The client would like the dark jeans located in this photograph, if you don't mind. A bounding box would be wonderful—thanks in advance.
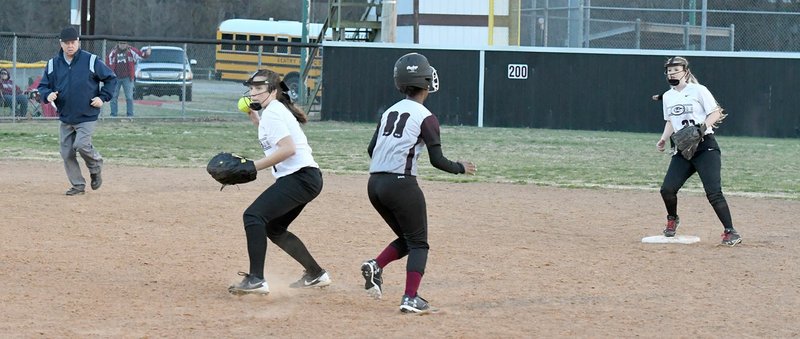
[2,94,28,116]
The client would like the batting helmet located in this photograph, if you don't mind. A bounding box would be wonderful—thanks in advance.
[393,52,439,93]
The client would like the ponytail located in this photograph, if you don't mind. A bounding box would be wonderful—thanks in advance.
[276,80,307,124]
[277,91,308,124]
[686,72,699,84]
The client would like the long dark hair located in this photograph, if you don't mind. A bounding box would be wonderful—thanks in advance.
[252,69,307,124]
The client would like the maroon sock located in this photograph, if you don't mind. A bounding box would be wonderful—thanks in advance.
[404,271,423,298]
[374,245,400,268]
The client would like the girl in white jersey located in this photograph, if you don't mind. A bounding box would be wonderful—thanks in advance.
[228,69,331,295]
[360,53,477,313]
[656,56,741,246]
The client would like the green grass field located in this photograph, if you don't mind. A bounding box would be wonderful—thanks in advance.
[1,120,798,199]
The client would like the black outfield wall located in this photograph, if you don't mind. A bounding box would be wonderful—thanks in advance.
[320,45,479,126]
[321,43,800,138]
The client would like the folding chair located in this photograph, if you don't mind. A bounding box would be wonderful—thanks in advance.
[1,93,26,117]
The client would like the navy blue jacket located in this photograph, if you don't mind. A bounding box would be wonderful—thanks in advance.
[38,48,117,124]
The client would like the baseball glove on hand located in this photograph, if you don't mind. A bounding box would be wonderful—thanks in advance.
[206,152,257,189]
[671,124,706,160]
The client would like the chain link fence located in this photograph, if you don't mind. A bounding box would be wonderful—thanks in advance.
[1,33,322,122]
[520,0,800,51]
[3,1,799,121]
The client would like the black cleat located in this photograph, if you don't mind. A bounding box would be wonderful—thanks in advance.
[361,259,383,299]
[720,229,742,247]
[400,294,432,313]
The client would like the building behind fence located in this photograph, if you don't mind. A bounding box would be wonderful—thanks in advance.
[519,0,800,52]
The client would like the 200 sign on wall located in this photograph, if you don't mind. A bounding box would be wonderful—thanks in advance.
[507,64,528,79]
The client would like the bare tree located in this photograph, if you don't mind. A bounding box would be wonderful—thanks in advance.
[3,0,350,38]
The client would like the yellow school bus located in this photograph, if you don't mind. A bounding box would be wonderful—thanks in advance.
[215,19,330,102]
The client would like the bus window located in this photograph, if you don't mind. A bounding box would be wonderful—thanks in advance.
[263,36,275,53]
[290,38,301,55]
[248,35,262,53]
[221,33,233,51]
[235,34,248,52]
[277,37,289,54]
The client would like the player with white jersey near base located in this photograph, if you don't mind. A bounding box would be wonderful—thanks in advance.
[656,56,742,247]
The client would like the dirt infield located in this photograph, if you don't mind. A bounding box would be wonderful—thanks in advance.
[1,159,798,338]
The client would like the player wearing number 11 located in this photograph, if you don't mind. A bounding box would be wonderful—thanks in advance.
[360,52,476,314]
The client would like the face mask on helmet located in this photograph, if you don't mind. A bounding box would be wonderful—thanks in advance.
[249,102,263,111]
[664,57,689,87]
[664,68,686,86]
[242,71,272,110]
[428,67,439,93]
[243,71,269,87]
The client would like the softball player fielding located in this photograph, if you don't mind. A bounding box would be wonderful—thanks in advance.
[228,69,331,295]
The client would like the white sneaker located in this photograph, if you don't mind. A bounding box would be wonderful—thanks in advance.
[289,269,331,288]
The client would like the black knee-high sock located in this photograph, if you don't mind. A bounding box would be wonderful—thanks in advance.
[661,191,678,217]
[245,225,267,279]
[270,231,322,275]
[711,198,733,229]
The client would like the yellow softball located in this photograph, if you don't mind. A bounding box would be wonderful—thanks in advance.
[237,97,252,114]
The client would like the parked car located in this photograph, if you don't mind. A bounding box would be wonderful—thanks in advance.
[134,46,196,101]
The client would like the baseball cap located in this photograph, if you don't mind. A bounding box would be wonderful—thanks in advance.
[59,26,80,41]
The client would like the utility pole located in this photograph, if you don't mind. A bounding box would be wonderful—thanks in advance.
[74,0,95,35]
[70,0,80,30]
[488,0,495,45]
[300,0,310,105]
[700,0,708,50]
[381,0,397,42]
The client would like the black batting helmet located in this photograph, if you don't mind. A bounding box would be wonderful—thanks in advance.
[393,52,439,93]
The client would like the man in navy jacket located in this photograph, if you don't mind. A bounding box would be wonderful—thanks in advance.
[38,26,117,196]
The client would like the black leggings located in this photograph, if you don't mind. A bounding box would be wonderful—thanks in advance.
[660,135,734,229]
[367,173,429,274]
[242,167,324,279]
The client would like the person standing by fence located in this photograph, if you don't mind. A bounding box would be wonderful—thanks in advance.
[106,41,149,117]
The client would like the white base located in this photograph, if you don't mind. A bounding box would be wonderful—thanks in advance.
[641,235,700,244]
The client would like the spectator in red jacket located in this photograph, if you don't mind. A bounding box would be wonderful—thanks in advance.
[106,41,149,117]
[0,68,28,117]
